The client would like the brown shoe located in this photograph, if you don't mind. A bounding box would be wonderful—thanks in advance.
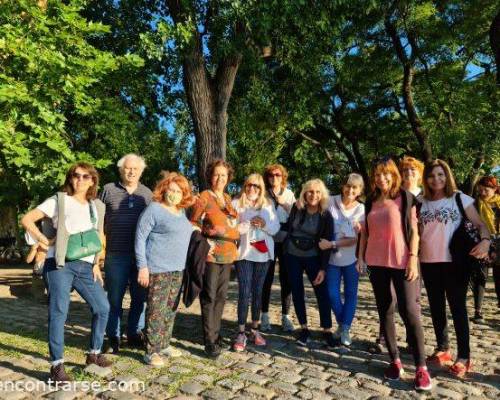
[85,353,113,368]
[50,363,72,383]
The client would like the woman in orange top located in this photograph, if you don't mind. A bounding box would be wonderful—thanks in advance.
[190,159,240,358]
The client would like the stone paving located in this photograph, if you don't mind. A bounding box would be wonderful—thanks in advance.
[0,264,499,399]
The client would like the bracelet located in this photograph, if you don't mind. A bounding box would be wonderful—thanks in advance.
[331,241,337,248]
[480,237,491,242]
[409,253,418,257]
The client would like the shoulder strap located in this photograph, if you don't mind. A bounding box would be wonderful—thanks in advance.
[364,198,372,237]
[89,201,97,227]
[455,192,467,219]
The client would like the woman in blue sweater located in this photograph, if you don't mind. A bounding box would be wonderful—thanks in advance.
[135,172,194,367]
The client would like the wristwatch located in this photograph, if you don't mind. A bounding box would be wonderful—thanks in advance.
[331,241,337,249]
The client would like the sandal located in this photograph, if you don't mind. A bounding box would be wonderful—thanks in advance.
[449,359,472,378]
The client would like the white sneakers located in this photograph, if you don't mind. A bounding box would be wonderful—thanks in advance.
[260,313,271,331]
[144,353,164,367]
[281,314,295,332]
[260,313,295,332]
[145,346,182,367]
[340,327,352,346]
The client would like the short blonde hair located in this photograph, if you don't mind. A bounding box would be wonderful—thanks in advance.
[296,179,329,212]
[344,173,365,192]
[238,173,268,209]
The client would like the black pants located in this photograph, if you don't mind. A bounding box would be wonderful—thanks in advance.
[199,262,232,345]
[261,243,292,315]
[495,263,500,306]
[470,264,489,313]
[421,262,470,359]
[368,266,426,366]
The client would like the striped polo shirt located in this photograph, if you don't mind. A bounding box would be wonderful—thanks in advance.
[100,182,153,254]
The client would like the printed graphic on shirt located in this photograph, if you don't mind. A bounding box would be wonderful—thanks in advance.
[419,206,460,225]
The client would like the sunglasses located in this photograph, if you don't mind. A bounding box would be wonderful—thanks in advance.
[246,183,261,190]
[371,155,393,166]
[72,172,92,181]
[269,173,282,178]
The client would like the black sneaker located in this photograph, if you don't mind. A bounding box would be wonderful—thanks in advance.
[127,332,146,349]
[296,329,310,347]
[204,343,221,359]
[323,331,339,348]
[104,336,120,354]
[216,335,226,349]
[471,312,484,323]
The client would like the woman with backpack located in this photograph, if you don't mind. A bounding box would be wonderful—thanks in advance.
[357,157,432,391]
[21,162,111,383]
[419,159,490,377]
[284,179,335,347]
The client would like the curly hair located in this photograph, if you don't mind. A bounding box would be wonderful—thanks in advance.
[152,172,194,209]
[206,159,234,188]
[263,164,289,190]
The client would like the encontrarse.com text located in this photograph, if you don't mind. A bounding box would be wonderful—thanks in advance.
[0,379,145,393]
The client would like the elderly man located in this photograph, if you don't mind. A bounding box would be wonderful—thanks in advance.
[101,154,152,353]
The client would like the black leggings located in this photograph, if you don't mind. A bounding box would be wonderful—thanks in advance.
[368,266,426,366]
[421,262,470,359]
[261,243,292,315]
[470,264,489,313]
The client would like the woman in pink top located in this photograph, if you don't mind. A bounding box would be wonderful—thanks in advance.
[357,158,432,392]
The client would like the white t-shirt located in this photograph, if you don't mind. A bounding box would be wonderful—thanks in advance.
[419,192,474,263]
[266,188,296,243]
[327,195,365,267]
[37,194,99,263]
[232,200,280,263]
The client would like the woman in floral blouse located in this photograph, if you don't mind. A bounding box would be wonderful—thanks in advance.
[190,159,240,358]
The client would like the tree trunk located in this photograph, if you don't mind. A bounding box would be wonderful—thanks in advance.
[462,153,485,195]
[385,20,433,162]
[166,1,242,189]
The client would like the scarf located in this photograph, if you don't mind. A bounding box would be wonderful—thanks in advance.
[478,194,500,234]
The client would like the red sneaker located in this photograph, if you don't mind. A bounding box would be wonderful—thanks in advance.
[384,359,405,380]
[426,350,452,366]
[449,359,472,378]
[414,367,432,391]
[249,330,267,346]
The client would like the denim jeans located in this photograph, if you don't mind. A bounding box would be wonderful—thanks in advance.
[104,253,146,338]
[43,258,109,363]
[285,254,332,328]
[326,262,359,329]
[235,260,269,325]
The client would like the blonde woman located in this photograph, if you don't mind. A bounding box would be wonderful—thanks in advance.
[284,179,335,347]
[231,174,280,351]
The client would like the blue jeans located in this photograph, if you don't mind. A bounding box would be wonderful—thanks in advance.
[104,253,146,338]
[285,254,332,328]
[235,260,269,325]
[43,259,109,363]
[326,262,359,329]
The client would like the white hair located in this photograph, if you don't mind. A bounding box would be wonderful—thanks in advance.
[117,153,146,171]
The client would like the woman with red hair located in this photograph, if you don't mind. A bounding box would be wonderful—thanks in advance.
[135,172,194,367]
[357,157,431,391]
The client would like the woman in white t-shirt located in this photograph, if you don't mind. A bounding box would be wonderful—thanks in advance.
[319,173,365,347]
[21,163,110,383]
[419,159,490,378]
[232,174,280,352]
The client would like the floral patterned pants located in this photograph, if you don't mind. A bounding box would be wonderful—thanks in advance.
[145,271,183,355]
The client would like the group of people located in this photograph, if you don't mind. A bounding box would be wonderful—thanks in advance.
[20,153,499,392]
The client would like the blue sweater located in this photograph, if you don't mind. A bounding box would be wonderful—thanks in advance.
[135,202,193,273]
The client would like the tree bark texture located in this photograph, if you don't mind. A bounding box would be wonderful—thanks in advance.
[166,0,242,189]
[385,19,433,163]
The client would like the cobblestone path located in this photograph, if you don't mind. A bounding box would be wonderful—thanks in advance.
[0,265,498,399]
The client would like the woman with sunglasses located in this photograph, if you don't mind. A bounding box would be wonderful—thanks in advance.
[190,159,240,358]
[261,164,296,332]
[231,174,280,351]
[21,163,111,383]
[357,158,432,391]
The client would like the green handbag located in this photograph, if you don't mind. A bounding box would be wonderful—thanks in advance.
[66,202,102,261]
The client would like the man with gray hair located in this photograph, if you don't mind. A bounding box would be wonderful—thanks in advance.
[100,153,152,353]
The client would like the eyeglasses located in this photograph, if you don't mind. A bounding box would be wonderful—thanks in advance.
[246,183,261,190]
[269,173,282,178]
[72,172,92,181]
